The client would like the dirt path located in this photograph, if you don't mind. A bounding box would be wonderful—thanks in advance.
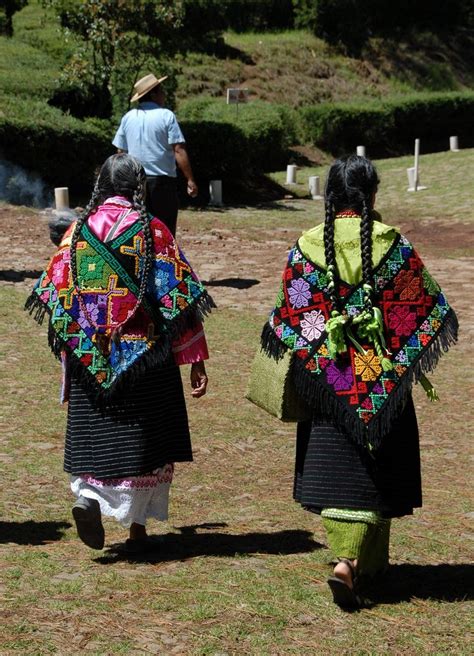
[1,203,472,343]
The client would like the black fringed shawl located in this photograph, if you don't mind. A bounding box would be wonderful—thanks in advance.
[262,234,458,449]
[25,217,214,400]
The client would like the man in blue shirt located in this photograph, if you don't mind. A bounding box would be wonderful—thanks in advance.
[112,73,198,235]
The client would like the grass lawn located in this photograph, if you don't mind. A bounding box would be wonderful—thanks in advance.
[271,148,474,226]
[1,147,473,654]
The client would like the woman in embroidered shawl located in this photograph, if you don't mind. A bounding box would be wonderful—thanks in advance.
[260,155,458,608]
[26,153,213,554]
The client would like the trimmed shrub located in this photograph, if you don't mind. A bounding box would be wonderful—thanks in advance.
[299,92,474,156]
[0,95,255,196]
[179,99,297,171]
[0,0,27,37]
[0,95,113,193]
[179,120,250,180]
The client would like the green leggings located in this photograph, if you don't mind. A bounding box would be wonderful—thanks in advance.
[323,516,391,578]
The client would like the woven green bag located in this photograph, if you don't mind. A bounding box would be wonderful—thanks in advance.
[245,348,311,422]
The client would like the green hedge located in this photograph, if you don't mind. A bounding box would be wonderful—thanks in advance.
[0,96,113,193]
[299,92,474,156]
[0,96,263,196]
[179,99,297,172]
[3,92,473,200]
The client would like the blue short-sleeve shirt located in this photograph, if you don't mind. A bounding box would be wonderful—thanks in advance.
[112,101,185,177]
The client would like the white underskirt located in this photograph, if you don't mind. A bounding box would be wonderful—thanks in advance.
[70,464,174,528]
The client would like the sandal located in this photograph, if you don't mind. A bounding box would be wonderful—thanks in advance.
[327,558,361,609]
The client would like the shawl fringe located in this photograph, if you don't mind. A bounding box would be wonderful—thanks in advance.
[25,290,215,406]
[260,309,458,450]
[25,292,48,325]
[260,321,288,360]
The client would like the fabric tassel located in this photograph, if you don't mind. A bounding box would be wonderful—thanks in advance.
[419,373,439,402]
[325,311,349,358]
[261,322,289,360]
[24,292,48,325]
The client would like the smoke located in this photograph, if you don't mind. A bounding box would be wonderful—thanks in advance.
[0,159,53,208]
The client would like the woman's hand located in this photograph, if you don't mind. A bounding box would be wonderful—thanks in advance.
[190,361,208,398]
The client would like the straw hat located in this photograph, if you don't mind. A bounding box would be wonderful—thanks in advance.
[130,73,168,103]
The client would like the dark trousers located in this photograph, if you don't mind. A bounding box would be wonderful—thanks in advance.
[145,175,179,236]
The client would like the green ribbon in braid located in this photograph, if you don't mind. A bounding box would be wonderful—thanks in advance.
[325,280,394,372]
[355,284,393,372]
[325,264,353,358]
[325,310,350,358]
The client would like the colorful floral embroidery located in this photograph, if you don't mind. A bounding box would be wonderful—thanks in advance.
[78,302,100,330]
[354,349,382,382]
[326,361,353,391]
[393,269,421,301]
[288,278,311,309]
[300,310,325,341]
[388,305,417,336]
[27,218,210,393]
[265,234,457,434]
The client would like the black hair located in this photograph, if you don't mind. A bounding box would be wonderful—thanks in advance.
[70,153,154,344]
[323,155,380,317]
[140,85,163,104]
[139,90,154,103]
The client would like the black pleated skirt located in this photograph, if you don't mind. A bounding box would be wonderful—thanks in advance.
[293,396,422,518]
[64,364,192,479]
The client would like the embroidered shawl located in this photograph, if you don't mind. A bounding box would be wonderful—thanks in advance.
[263,234,458,448]
[26,216,214,400]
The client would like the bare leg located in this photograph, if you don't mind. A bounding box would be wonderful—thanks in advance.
[333,559,358,589]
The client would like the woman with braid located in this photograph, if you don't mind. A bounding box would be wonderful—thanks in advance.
[258,155,457,608]
[27,153,213,554]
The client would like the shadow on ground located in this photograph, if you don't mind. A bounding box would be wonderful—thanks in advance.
[96,526,323,565]
[202,277,259,289]
[0,520,72,545]
[365,563,474,605]
[0,269,42,282]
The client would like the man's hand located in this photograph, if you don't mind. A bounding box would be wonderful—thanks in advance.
[173,143,198,198]
[190,361,208,398]
[187,179,198,198]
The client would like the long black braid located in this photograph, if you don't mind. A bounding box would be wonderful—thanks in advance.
[132,167,154,312]
[323,196,340,314]
[70,153,154,346]
[322,155,380,360]
[324,155,379,316]
[360,195,374,314]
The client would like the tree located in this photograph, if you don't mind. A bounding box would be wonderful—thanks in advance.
[45,0,183,118]
[0,0,28,37]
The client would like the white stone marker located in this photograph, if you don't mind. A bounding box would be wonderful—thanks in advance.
[54,187,69,210]
[286,164,297,185]
[407,139,427,192]
[209,180,223,206]
[450,136,460,152]
[308,176,323,200]
[356,145,366,157]
[407,167,417,191]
